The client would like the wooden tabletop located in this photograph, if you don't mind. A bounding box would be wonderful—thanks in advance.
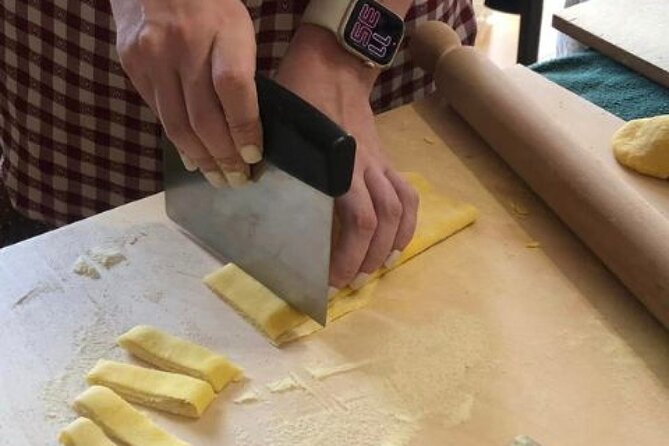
[554,0,669,88]
[1,66,668,445]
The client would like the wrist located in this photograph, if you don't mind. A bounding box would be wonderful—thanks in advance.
[287,24,380,93]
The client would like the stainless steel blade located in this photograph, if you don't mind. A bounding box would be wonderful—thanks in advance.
[164,146,332,325]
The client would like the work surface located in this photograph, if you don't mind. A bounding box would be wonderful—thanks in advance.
[554,0,669,88]
[1,67,668,445]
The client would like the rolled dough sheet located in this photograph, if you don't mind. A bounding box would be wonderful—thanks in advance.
[204,172,478,345]
[58,417,116,446]
[73,386,189,446]
[87,359,215,418]
[117,325,242,392]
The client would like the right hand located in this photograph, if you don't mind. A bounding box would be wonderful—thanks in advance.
[110,0,263,187]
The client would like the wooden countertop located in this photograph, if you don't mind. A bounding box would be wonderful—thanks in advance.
[1,66,667,445]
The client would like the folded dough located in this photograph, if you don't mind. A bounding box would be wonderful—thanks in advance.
[117,325,242,392]
[204,172,478,345]
[58,417,116,446]
[73,386,189,446]
[87,360,215,418]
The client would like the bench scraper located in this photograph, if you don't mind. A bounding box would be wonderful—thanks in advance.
[163,74,355,325]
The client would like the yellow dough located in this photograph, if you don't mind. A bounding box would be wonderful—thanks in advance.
[204,172,478,344]
[117,325,242,392]
[612,114,669,179]
[86,360,215,418]
[73,386,189,446]
[58,417,116,446]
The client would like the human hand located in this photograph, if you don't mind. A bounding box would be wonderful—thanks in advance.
[275,25,419,292]
[110,0,262,187]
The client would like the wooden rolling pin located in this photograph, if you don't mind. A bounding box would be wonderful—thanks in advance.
[410,22,669,328]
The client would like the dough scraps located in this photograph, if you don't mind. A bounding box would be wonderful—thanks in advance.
[86,359,215,418]
[58,417,116,446]
[89,247,126,269]
[117,325,242,392]
[72,256,100,279]
[73,386,189,446]
[204,172,478,344]
[612,114,669,179]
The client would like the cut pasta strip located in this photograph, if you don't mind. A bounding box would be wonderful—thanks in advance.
[73,386,190,446]
[58,417,116,446]
[86,360,215,418]
[117,325,242,392]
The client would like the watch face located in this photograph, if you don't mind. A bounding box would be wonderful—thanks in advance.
[342,0,404,67]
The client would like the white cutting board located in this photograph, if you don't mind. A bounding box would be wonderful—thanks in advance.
[1,67,668,445]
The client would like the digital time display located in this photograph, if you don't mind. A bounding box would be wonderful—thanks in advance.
[342,0,404,67]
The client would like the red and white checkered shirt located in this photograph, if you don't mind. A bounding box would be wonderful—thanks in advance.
[0,0,476,226]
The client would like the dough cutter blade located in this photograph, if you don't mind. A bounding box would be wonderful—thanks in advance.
[163,75,355,325]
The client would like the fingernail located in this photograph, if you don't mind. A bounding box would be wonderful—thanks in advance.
[350,272,370,290]
[240,144,262,164]
[179,153,198,171]
[223,171,249,188]
[384,250,401,269]
[202,170,227,188]
[328,286,339,299]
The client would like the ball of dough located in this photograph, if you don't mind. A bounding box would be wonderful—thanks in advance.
[612,115,669,179]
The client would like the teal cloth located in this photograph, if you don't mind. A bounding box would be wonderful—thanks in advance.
[532,50,669,121]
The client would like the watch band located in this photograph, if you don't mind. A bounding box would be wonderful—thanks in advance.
[301,0,350,34]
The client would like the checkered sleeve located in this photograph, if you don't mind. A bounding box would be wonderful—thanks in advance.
[0,0,475,226]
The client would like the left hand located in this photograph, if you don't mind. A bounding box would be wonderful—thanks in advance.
[275,25,419,291]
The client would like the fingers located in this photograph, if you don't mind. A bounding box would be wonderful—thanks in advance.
[329,179,377,289]
[152,71,226,187]
[181,52,249,186]
[115,7,260,188]
[211,32,263,165]
[330,168,420,291]
[355,169,403,283]
[385,169,420,263]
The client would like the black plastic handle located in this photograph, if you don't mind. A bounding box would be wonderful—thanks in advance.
[255,74,356,197]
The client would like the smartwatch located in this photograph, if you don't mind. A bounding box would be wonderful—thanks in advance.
[301,0,405,69]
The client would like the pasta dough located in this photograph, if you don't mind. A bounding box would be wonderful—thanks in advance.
[204,172,478,344]
[58,417,116,446]
[117,325,242,392]
[612,115,669,179]
[73,386,189,446]
[86,360,215,418]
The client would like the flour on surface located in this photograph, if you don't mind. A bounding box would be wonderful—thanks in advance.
[11,281,62,308]
[371,311,490,424]
[509,434,543,446]
[40,312,119,425]
[304,360,372,380]
[266,376,302,394]
[234,389,262,404]
[232,310,490,446]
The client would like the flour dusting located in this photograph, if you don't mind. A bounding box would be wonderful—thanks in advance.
[234,389,262,405]
[40,312,119,425]
[266,376,302,394]
[233,310,490,446]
